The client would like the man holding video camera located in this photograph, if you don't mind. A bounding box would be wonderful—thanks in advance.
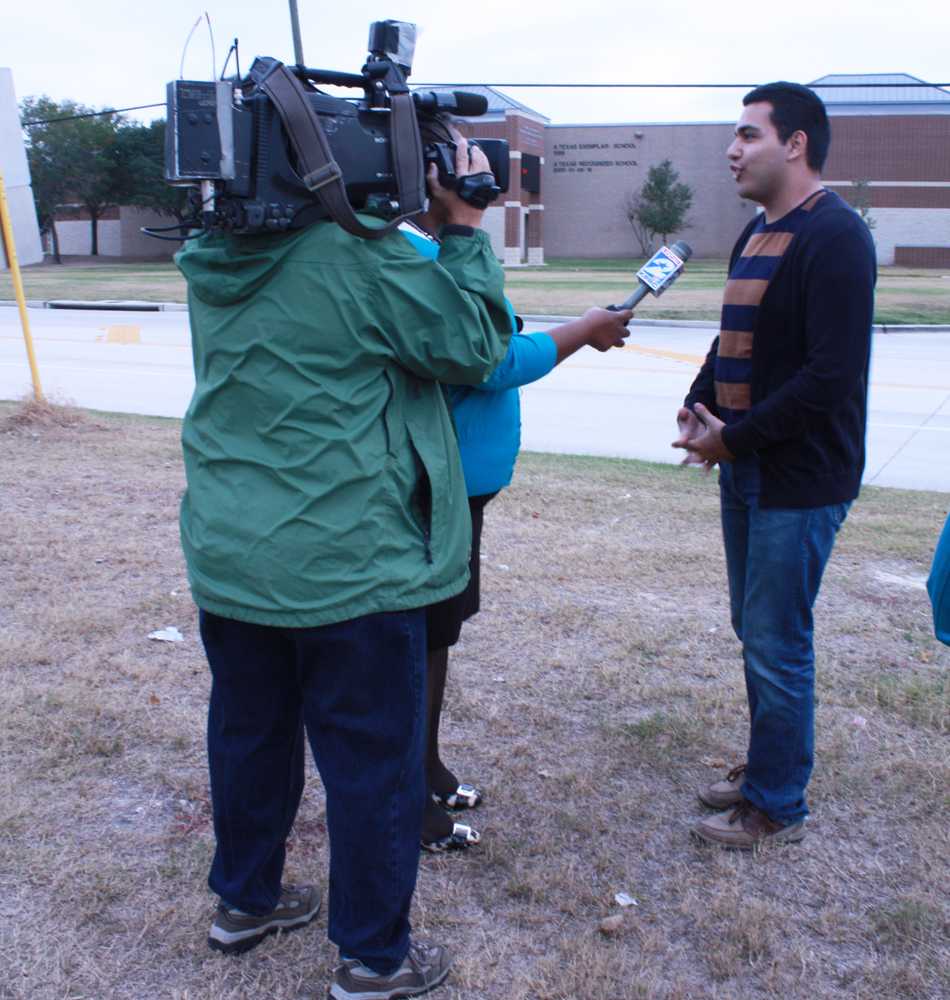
[177,135,510,998]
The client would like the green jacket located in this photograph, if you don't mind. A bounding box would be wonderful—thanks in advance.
[176,220,511,627]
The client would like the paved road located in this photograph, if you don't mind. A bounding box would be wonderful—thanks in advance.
[519,319,950,493]
[3,305,949,492]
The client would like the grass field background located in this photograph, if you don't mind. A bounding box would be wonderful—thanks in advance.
[3,256,950,324]
[1,400,948,999]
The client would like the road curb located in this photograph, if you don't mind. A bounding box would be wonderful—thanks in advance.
[874,323,950,334]
[523,315,719,329]
[3,301,950,332]
[0,300,189,312]
[521,314,950,334]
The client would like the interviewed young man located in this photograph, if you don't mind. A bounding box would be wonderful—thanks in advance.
[177,138,510,998]
[673,82,876,849]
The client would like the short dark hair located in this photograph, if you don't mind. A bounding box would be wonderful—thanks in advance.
[743,82,830,171]
[417,111,456,148]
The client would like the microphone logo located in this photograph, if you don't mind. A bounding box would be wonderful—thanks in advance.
[637,246,686,293]
[605,240,691,311]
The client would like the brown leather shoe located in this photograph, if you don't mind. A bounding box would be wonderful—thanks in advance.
[697,763,746,809]
[692,800,806,850]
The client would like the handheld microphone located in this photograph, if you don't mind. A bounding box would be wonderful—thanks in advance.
[608,240,692,311]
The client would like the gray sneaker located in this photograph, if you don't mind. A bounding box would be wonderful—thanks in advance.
[697,763,746,809]
[329,940,452,999]
[208,883,322,954]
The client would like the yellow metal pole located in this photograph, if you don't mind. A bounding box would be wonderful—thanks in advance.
[0,170,44,401]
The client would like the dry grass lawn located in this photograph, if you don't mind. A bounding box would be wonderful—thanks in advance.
[503,266,950,325]
[1,400,948,1000]
[3,257,950,324]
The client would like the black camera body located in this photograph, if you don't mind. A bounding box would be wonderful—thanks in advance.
[164,20,509,235]
[423,135,507,210]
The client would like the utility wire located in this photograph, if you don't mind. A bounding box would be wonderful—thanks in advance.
[415,82,950,89]
[22,103,165,126]
[20,81,950,126]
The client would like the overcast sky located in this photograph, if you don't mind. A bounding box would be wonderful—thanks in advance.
[3,1,949,126]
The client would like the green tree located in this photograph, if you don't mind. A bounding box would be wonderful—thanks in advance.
[625,191,655,256]
[19,97,72,262]
[114,120,190,230]
[20,97,127,258]
[850,179,877,232]
[627,159,693,252]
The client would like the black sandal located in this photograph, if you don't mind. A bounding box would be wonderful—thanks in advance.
[421,822,481,853]
[431,783,483,811]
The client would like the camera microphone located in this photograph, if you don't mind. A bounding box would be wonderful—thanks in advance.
[608,240,693,311]
[449,91,489,116]
[412,90,489,116]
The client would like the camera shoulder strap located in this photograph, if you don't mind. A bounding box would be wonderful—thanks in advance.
[258,63,425,240]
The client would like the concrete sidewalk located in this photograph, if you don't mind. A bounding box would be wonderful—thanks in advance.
[2,304,950,493]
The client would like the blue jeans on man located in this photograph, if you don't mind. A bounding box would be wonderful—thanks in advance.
[200,607,426,973]
[719,459,850,825]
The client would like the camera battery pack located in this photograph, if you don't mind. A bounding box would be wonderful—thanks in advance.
[165,80,235,183]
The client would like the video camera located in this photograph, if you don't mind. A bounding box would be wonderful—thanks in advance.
[164,20,510,238]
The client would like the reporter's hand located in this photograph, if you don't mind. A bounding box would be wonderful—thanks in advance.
[428,135,492,229]
[580,306,634,351]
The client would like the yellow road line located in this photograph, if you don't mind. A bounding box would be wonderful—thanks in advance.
[2,335,949,393]
[0,334,189,348]
[99,325,142,344]
[621,343,706,364]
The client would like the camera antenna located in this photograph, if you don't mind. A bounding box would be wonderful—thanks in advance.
[179,15,201,79]
[220,39,241,81]
[288,0,305,66]
[205,12,217,81]
[179,11,217,80]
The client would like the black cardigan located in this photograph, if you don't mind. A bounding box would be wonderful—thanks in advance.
[685,191,877,508]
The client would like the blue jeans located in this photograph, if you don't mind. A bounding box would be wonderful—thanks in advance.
[719,460,850,825]
[200,608,426,974]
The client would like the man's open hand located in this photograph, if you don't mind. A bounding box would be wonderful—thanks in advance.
[671,403,733,468]
[672,406,713,472]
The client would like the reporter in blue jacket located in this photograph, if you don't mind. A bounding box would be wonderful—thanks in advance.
[406,117,633,850]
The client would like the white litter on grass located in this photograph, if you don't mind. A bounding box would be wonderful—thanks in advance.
[852,714,868,729]
[873,570,927,591]
[496,564,510,571]
[148,626,184,643]
[615,892,639,908]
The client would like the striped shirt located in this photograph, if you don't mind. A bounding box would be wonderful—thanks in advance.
[714,190,826,424]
